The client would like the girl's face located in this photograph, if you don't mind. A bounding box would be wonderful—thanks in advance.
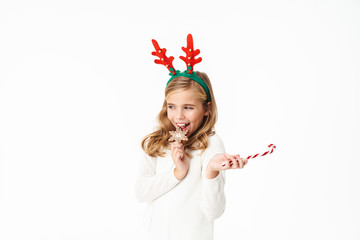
[166,88,210,137]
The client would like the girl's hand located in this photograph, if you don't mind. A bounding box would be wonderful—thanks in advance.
[206,153,248,179]
[171,141,189,180]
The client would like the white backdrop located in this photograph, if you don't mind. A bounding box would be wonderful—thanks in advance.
[1,1,359,239]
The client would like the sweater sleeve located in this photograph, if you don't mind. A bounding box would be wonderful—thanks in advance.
[134,152,180,203]
[199,135,226,221]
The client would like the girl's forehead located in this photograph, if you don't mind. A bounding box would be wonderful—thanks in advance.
[166,89,199,103]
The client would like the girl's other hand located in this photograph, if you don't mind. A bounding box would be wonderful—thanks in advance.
[206,153,248,179]
[171,142,189,180]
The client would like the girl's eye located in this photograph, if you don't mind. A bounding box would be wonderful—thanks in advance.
[185,107,193,110]
[168,105,174,109]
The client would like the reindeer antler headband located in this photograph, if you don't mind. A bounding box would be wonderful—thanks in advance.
[151,34,211,102]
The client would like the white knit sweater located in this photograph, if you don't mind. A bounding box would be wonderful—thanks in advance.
[135,134,226,240]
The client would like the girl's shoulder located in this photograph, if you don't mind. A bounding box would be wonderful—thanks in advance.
[206,132,225,151]
[199,133,225,163]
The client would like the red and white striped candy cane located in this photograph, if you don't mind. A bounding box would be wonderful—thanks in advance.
[222,144,276,167]
[245,144,276,161]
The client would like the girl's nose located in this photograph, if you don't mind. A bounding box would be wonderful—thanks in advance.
[175,109,185,119]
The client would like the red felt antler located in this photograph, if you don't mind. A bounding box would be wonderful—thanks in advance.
[151,39,177,75]
[180,34,202,74]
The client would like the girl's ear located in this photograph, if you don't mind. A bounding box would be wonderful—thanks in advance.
[204,102,212,116]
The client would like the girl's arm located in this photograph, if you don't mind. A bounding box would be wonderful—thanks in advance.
[134,153,180,203]
[199,135,226,221]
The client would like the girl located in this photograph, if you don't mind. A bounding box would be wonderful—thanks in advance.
[135,35,248,240]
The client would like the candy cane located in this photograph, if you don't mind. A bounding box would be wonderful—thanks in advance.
[222,144,276,167]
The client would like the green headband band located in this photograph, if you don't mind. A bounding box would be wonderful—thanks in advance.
[166,70,211,102]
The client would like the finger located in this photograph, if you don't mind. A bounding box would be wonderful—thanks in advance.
[223,162,231,169]
[173,141,182,146]
[177,149,186,159]
[221,154,236,168]
[236,155,244,168]
[175,143,184,150]
[235,154,246,165]
[172,142,181,148]
[238,157,244,168]
[171,143,181,153]
[224,153,233,160]
[231,156,239,168]
[232,157,239,169]
[175,151,182,161]
[221,160,231,168]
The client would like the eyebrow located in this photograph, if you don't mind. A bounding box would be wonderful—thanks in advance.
[167,103,196,106]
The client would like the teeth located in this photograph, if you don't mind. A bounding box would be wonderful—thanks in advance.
[177,123,188,127]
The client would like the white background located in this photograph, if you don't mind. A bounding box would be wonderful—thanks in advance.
[1,0,359,239]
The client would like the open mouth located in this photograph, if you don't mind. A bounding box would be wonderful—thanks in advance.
[176,123,190,132]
